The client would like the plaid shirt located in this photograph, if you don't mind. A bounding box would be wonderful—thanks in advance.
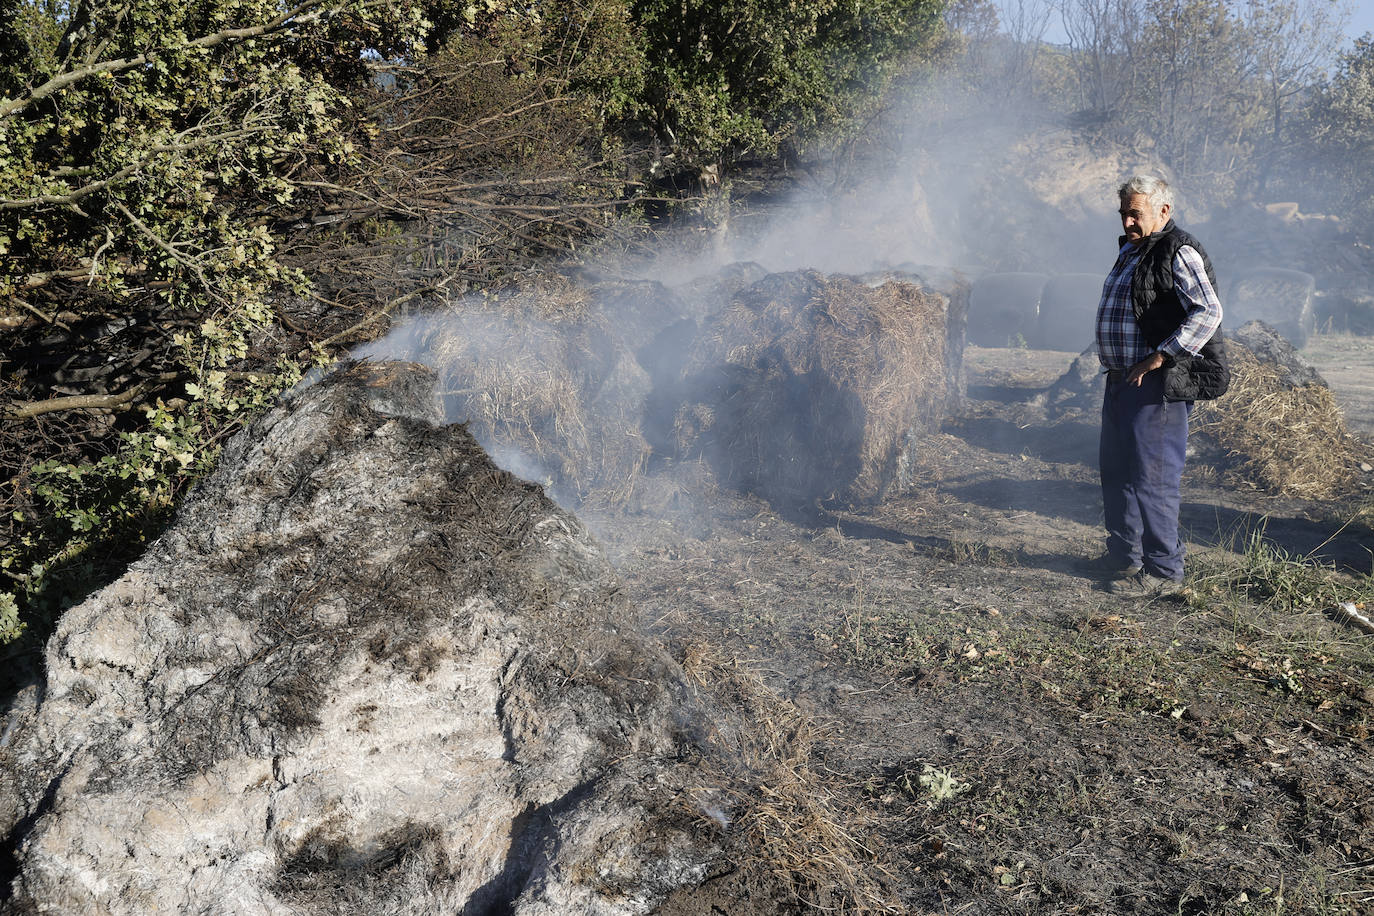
[1096,242,1223,371]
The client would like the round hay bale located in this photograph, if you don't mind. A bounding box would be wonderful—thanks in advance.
[360,287,651,505]
[969,272,1046,348]
[676,270,953,504]
[671,261,770,320]
[1226,267,1315,348]
[1036,273,1103,352]
[1231,320,1324,388]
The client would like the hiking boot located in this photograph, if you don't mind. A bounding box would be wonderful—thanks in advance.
[1107,571,1184,598]
[1078,552,1142,579]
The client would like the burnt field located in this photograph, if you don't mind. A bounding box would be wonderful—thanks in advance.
[590,339,1374,915]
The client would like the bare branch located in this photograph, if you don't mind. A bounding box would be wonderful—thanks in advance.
[4,373,180,419]
[313,278,460,351]
[15,300,72,331]
[22,268,92,289]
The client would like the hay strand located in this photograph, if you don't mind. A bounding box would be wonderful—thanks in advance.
[1192,345,1367,499]
[679,641,899,914]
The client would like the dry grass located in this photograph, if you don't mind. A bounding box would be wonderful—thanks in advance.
[678,640,899,914]
[1192,344,1369,498]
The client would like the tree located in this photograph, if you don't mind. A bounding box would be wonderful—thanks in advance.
[998,0,1056,96]
[0,0,437,320]
[1131,0,1254,181]
[1057,0,1144,120]
[282,0,648,319]
[1307,34,1374,224]
[0,0,457,648]
[1239,0,1349,189]
[630,0,945,163]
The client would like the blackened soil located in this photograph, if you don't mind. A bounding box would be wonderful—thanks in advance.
[590,340,1374,915]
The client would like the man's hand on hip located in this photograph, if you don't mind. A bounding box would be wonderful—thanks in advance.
[1126,351,1166,386]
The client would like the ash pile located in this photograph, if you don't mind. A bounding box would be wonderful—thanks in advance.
[0,363,719,915]
[360,265,967,513]
[1029,321,1372,498]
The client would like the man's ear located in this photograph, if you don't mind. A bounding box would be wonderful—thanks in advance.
[1160,202,1172,219]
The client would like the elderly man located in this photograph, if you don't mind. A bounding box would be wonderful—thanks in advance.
[1089,176,1227,597]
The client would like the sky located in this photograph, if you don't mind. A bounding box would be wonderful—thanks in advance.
[1007,1,1374,54]
[1349,3,1374,43]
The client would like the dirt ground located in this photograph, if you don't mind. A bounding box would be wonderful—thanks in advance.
[586,335,1374,915]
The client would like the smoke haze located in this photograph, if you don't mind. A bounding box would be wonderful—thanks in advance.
[354,12,1374,531]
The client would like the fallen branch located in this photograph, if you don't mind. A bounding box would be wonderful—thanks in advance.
[4,369,278,420]
[15,300,71,331]
[22,268,91,290]
[4,372,181,419]
[311,277,459,352]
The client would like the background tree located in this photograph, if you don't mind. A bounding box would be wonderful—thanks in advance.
[1057,0,1143,122]
[1131,0,1254,189]
[0,0,408,649]
[631,0,946,164]
[1240,0,1349,191]
[1306,34,1374,221]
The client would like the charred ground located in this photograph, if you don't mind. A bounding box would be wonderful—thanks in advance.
[595,343,1374,915]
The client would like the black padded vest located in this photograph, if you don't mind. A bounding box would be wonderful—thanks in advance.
[1118,220,1230,401]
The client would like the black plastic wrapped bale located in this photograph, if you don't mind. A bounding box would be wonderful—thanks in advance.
[1226,267,1316,348]
[1036,273,1104,352]
[968,272,1046,348]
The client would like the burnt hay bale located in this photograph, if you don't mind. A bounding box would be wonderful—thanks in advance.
[1037,273,1104,352]
[671,261,770,320]
[0,363,719,915]
[674,270,956,505]
[360,281,654,506]
[1033,325,1370,497]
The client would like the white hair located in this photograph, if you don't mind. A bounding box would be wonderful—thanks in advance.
[1118,175,1173,209]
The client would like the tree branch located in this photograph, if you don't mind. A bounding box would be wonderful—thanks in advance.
[0,1,326,121]
[22,268,92,289]
[1,129,262,209]
[313,278,460,351]
[4,372,180,419]
[15,299,72,331]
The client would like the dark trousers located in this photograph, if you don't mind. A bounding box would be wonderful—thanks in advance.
[1099,373,1191,581]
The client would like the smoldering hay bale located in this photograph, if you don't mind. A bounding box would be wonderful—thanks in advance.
[0,362,721,915]
[968,271,1046,348]
[670,261,770,320]
[359,279,664,506]
[673,270,958,504]
[1036,273,1103,352]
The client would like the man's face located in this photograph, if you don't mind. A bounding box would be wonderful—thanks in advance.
[1119,193,1170,244]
